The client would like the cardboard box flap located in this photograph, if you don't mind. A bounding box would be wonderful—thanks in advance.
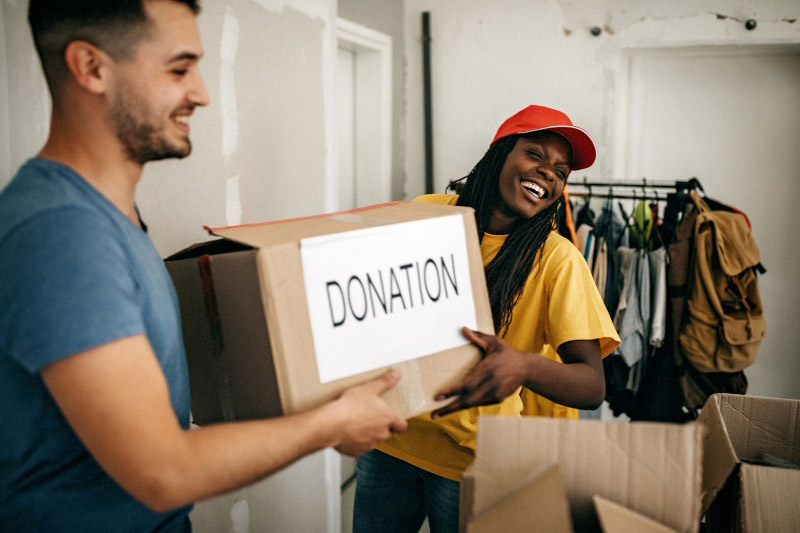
[716,394,800,463]
[697,393,800,514]
[593,496,678,533]
[165,250,283,424]
[696,394,739,514]
[472,416,703,533]
[164,238,252,261]
[738,463,800,531]
[464,460,558,519]
[465,465,572,533]
[207,202,475,250]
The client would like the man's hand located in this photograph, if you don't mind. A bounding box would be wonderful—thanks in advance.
[431,328,530,419]
[330,369,408,456]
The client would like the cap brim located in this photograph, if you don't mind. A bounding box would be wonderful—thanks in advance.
[516,125,596,171]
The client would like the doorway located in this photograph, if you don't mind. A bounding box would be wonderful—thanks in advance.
[334,19,393,211]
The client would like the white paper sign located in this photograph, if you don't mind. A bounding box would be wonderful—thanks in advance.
[301,215,478,383]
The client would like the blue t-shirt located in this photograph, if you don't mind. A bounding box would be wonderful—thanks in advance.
[0,158,192,532]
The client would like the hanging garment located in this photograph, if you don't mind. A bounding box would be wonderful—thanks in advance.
[592,237,608,298]
[613,247,633,329]
[613,247,651,394]
[575,197,596,228]
[649,202,665,250]
[602,353,637,417]
[585,232,596,271]
[594,200,626,314]
[630,199,654,249]
[648,248,667,348]
[576,224,595,270]
[562,188,578,247]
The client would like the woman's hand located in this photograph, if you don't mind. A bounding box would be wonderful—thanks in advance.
[430,329,605,419]
[431,327,531,419]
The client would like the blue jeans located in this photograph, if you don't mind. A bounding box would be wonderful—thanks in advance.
[353,450,460,533]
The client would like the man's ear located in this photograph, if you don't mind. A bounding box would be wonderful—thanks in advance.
[63,41,113,95]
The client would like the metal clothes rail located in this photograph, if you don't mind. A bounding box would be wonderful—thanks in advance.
[566,177,703,201]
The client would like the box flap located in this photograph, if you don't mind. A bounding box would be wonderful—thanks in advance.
[462,460,559,522]
[165,250,284,424]
[165,257,229,424]
[209,252,283,420]
[715,394,800,463]
[739,462,800,531]
[164,238,252,262]
[593,496,678,533]
[697,394,739,515]
[208,202,474,250]
[465,465,572,533]
[698,393,800,514]
[472,416,703,533]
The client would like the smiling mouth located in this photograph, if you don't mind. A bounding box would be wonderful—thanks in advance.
[521,180,546,200]
[172,115,190,128]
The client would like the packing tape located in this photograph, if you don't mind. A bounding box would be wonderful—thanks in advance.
[400,360,427,416]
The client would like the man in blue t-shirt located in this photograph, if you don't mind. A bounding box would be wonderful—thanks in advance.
[0,2,407,531]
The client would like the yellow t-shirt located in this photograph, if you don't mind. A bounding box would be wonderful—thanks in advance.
[376,194,620,481]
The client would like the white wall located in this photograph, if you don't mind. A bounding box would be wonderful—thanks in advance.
[1,0,338,258]
[141,0,337,258]
[403,0,800,194]
[402,0,800,401]
[337,0,406,201]
[1,1,342,531]
[0,0,51,188]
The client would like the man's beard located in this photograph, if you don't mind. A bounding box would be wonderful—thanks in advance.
[109,85,192,165]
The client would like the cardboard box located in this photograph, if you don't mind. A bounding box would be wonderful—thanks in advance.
[698,393,800,532]
[165,201,493,424]
[462,465,681,533]
[464,464,573,533]
[593,495,679,533]
[460,416,703,533]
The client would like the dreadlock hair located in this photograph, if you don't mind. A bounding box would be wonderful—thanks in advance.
[456,134,561,336]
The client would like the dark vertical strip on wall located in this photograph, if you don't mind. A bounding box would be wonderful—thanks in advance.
[422,12,434,194]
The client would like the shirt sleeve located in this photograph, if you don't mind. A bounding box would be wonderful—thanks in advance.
[545,241,620,357]
[0,206,146,373]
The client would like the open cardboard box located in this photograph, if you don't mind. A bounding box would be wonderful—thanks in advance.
[165,202,493,424]
[698,393,800,532]
[463,464,681,533]
[460,416,704,532]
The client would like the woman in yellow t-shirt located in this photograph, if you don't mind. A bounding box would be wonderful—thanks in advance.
[353,105,620,533]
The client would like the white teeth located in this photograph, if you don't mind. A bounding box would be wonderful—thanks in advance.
[522,181,545,199]
[173,116,189,125]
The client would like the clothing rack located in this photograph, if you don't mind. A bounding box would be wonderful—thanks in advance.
[566,177,703,201]
[563,177,705,257]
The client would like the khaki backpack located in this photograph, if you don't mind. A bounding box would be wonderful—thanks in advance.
[679,191,766,373]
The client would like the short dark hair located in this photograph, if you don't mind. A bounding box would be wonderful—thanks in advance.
[28,0,201,96]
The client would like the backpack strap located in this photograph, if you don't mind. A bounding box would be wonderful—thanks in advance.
[689,190,709,214]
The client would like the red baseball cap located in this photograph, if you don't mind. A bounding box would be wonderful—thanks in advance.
[490,105,596,170]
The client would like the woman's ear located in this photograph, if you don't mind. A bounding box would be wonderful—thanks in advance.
[63,40,113,95]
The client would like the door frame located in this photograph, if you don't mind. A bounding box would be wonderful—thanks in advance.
[329,18,392,211]
[612,42,800,181]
